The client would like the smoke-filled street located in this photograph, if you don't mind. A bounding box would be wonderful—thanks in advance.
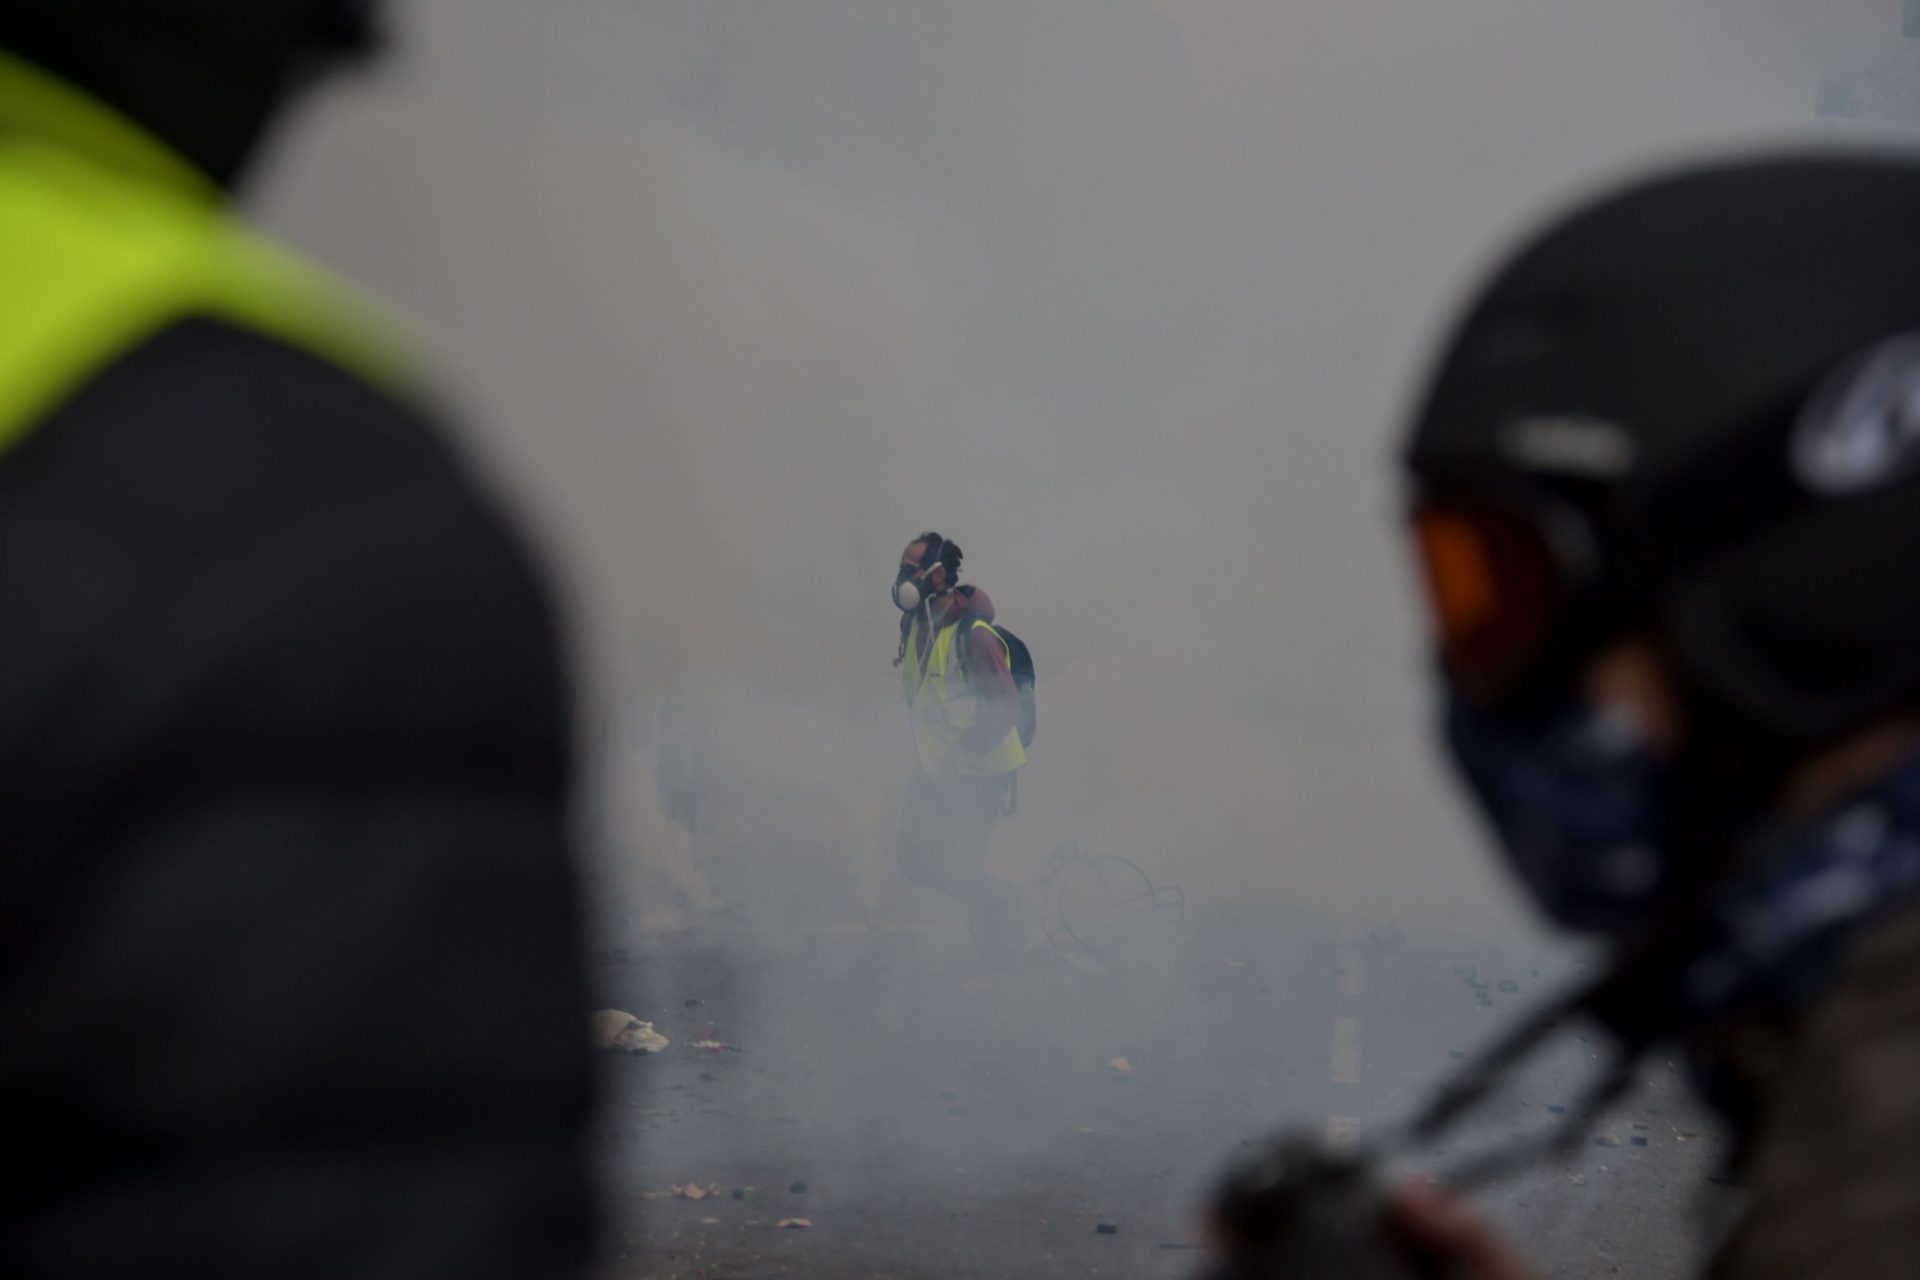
[598,908,1740,1279]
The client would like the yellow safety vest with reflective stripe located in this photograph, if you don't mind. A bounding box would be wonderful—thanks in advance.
[0,50,410,460]
[901,615,1027,778]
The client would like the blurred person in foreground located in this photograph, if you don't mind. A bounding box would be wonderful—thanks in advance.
[892,532,1031,966]
[1385,154,1920,1277]
[0,3,594,1276]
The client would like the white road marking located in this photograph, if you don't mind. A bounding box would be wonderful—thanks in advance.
[1325,1115,1363,1153]
[1331,1016,1361,1084]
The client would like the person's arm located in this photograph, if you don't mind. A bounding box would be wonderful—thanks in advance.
[957,623,1021,754]
[0,322,597,1278]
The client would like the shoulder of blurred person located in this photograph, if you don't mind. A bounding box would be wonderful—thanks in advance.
[1708,899,1920,1280]
[0,314,598,1279]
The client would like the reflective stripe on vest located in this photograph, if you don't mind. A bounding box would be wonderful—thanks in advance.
[901,616,1027,778]
[0,49,412,459]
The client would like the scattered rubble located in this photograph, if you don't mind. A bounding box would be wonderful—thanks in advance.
[672,1184,720,1201]
[777,1218,813,1230]
[590,1010,670,1055]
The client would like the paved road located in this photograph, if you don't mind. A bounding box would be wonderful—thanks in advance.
[594,904,1743,1278]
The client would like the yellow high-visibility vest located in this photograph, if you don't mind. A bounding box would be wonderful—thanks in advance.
[0,49,411,459]
[901,615,1027,778]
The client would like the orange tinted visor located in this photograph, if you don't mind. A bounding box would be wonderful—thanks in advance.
[1411,503,1569,705]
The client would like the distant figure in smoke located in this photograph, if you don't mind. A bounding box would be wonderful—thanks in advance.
[892,533,1030,964]
[1376,156,1920,1278]
[0,3,594,1276]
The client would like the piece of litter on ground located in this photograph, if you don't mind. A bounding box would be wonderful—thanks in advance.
[1568,1173,1586,1186]
[590,1010,670,1055]
[1630,1136,1649,1147]
[1594,1136,1620,1148]
[1109,1057,1132,1073]
[1095,1223,1120,1236]
[692,1039,739,1054]
[1498,979,1520,993]
[732,1188,748,1200]
[1222,958,1244,969]
[789,1181,809,1195]
[671,1184,717,1202]
[777,1218,813,1230]
[1545,1104,1567,1114]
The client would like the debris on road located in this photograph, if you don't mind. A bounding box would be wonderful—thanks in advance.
[590,1010,670,1055]
[1594,1135,1620,1148]
[1095,1223,1120,1236]
[1630,1136,1649,1147]
[1497,979,1520,993]
[1546,1104,1567,1114]
[789,1181,809,1195]
[732,1188,748,1200]
[777,1218,813,1230]
[1222,958,1245,969]
[1109,1057,1132,1073]
[672,1184,719,1202]
[692,1039,740,1053]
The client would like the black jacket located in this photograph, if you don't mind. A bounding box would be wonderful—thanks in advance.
[0,318,597,1278]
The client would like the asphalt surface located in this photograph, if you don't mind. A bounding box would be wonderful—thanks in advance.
[594,900,1744,1278]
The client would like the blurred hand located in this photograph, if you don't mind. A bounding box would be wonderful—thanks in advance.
[1386,1182,1536,1280]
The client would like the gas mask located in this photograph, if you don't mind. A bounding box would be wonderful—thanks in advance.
[892,543,947,613]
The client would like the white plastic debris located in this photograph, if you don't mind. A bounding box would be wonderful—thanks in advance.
[591,1010,670,1055]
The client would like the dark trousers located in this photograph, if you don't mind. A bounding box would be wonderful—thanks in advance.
[898,772,1017,961]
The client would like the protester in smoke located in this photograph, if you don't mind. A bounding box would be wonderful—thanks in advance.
[892,533,1029,965]
[1382,155,1920,1278]
[0,3,594,1275]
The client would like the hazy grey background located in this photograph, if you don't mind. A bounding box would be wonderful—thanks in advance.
[259,0,1916,942]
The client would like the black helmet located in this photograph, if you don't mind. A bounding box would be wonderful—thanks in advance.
[1404,153,1920,758]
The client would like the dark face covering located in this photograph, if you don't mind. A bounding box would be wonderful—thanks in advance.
[0,0,384,188]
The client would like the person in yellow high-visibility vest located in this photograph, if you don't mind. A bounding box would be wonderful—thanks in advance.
[0,4,593,1275]
[891,532,1027,964]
